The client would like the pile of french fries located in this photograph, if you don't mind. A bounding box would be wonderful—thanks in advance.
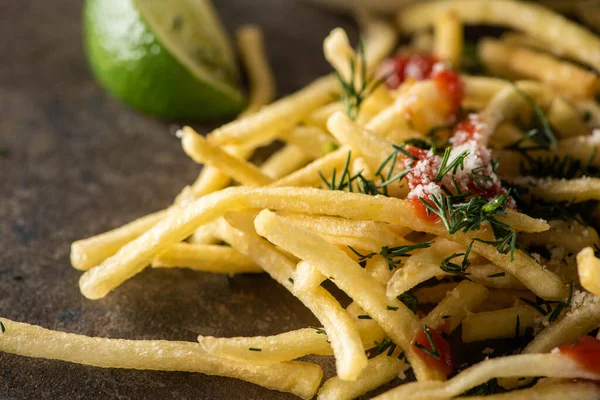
[3,1,600,399]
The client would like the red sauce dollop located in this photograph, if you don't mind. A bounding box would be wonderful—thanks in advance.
[382,54,439,89]
[412,326,454,377]
[432,68,463,121]
[409,196,439,223]
[558,336,600,376]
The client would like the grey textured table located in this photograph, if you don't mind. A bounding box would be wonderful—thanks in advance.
[0,1,358,398]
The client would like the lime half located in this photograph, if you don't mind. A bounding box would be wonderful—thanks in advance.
[84,0,245,120]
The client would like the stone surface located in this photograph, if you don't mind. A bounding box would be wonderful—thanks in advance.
[0,1,358,398]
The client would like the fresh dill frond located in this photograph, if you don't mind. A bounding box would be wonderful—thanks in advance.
[336,37,389,121]
[413,325,440,360]
[433,148,469,183]
[508,83,558,150]
[398,292,419,313]
[350,242,432,270]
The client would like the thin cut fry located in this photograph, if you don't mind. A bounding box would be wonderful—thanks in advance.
[71,209,167,271]
[462,306,539,343]
[281,126,338,159]
[260,144,311,180]
[509,176,600,202]
[524,291,600,354]
[578,247,600,297]
[0,318,322,400]
[151,243,262,274]
[236,25,276,116]
[180,126,273,186]
[421,281,489,334]
[433,11,463,68]
[294,261,326,295]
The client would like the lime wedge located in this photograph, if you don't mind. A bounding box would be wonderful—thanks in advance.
[84,0,245,120]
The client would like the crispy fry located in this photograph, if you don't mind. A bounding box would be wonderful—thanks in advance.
[0,318,322,400]
[462,306,538,343]
[151,243,261,274]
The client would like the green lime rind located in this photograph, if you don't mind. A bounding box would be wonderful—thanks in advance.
[84,0,245,120]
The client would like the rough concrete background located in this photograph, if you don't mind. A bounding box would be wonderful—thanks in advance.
[0,1,359,398]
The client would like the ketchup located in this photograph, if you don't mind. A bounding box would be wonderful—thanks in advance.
[409,196,439,223]
[558,336,600,376]
[432,68,463,120]
[412,326,454,377]
[382,54,439,89]
[381,54,463,122]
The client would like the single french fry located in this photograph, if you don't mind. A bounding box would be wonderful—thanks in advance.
[215,215,368,381]
[521,221,600,255]
[236,25,276,116]
[524,290,600,354]
[386,240,464,299]
[398,0,600,72]
[422,281,489,334]
[476,289,536,312]
[462,76,510,110]
[253,209,444,382]
[150,243,261,274]
[71,209,168,271]
[294,261,327,295]
[374,352,600,400]
[281,126,338,159]
[433,11,463,68]
[467,263,527,290]
[277,212,408,248]
[547,97,590,138]
[365,256,394,287]
[197,302,386,365]
[208,75,337,147]
[305,102,345,130]
[317,352,407,400]
[577,248,600,297]
[260,144,311,180]
[270,145,352,188]
[198,328,332,363]
[509,176,600,202]
[180,126,273,187]
[328,111,398,175]
[462,306,538,343]
[0,318,322,400]
[413,282,459,305]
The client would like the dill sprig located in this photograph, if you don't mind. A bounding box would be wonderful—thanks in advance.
[309,326,327,335]
[420,193,517,260]
[520,281,574,323]
[398,292,419,314]
[375,337,398,357]
[433,148,469,182]
[336,37,389,121]
[509,183,590,226]
[319,147,411,196]
[0,321,5,334]
[413,325,440,360]
[248,347,262,352]
[518,150,599,180]
[508,83,557,151]
[349,241,432,270]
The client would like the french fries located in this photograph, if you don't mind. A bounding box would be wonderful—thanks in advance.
[150,243,262,274]
[374,353,600,399]
[0,318,323,400]
[462,306,539,343]
[253,209,443,382]
[577,247,600,297]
